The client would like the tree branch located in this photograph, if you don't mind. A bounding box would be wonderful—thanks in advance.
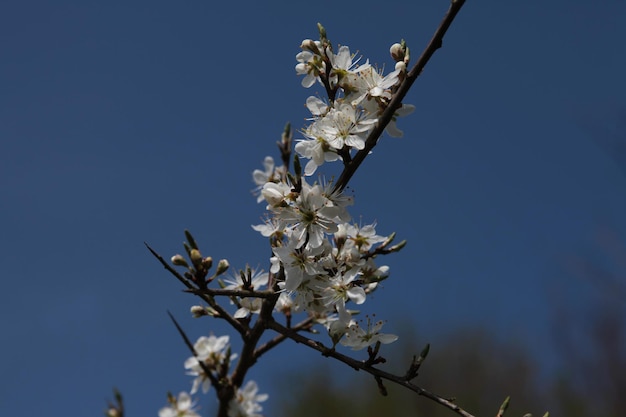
[267,319,477,417]
[145,242,247,336]
[334,0,467,192]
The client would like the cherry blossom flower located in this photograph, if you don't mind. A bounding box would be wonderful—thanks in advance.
[340,318,398,351]
[295,131,341,176]
[223,269,268,291]
[260,181,293,209]
[295,44,324,88]
[386,103,416,138]
[227,381,268,417]
[283,181,341,248]
[327,45,365,88]
[158,392,200,417]
[270,241,326,291]
[184,335,235,394]
[344,222,386,251]
[315,103,377,151]
[349,65,401,106]
[252,156,285,203]
[322,268,366,323]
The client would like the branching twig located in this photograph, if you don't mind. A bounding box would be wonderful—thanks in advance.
[267,319,476,417]
[146,242,247,336]
[140,4,509,417]
[254,317,315,360]
[167,311,221,388]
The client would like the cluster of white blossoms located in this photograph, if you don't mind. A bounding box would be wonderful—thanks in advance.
[250,35,410,351]
[159,392,200,417]
[164,30,412,417]
[294,36,414,175]
[252,171,400,350]
[184,334,236,395]
[164,334,267,417]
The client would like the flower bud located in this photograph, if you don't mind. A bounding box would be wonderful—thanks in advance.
[390,43,404,62]
[106,409,121,417]
[327,320,348,347]
[184,229,199,249]
[202,256,213,270]
[395,61,406,73]
[300,39,320,55]
[190,305,204,317]
[191,305,215,318]
[281,122,292,148]
[387,239,407,253]
[216,259,230,275]
[317,22,327,43]
[171,254,189,267]
[189,248,203,266]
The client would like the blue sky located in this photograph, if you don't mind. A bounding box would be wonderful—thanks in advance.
[1,1,625,416]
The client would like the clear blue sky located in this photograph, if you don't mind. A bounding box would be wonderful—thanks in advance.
[1,1,625,416]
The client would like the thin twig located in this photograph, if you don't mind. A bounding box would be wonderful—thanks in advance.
[229,288,281,388]
[254,317,315,360]
[167,311,220,388]
[145,242,193,289]
[146,242,247,336]
[267,319,476,417]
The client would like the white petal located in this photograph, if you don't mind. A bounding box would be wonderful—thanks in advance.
[347,286,366,304]
[234,307,249,319]
[377,333,399,344]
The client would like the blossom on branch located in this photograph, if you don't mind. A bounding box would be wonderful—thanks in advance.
[340,317,398,351]
[228,381,268,417]
[158,392,200,417]
[184,335,236,394]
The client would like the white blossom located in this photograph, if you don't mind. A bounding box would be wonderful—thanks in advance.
[228,381,268,417]
[158,392,200,417]
[340,318,398,351]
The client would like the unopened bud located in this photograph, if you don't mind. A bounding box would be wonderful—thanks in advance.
[388,240,407,253]
[190,305,205,317]
[390,43,404,62]
[282,122,292,145]
[328,320,348,347]
[190,249,203,266]
[202,256,213,270]
[317,22,327,42]
[106,409,121,417]
[498,397,511,415]
[166,392,176,404]
[216,259,230,275]
[184,229,199,249]
[300,39,320,55]
[171,254,189,267]
[191,305,217,317]
[395,61,406,73]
